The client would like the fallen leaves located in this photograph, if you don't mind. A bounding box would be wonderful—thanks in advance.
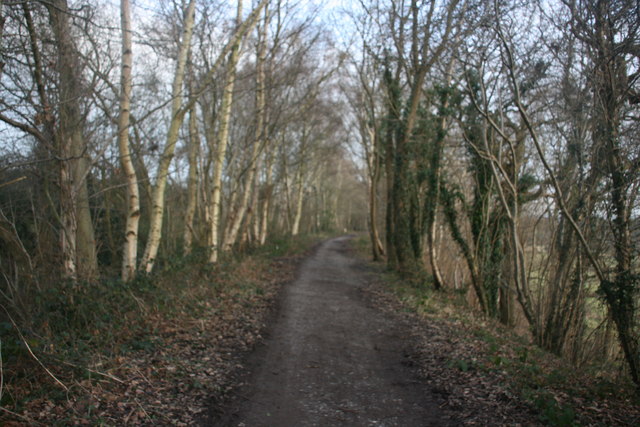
[1,251,303,425]
[362,261,640,426]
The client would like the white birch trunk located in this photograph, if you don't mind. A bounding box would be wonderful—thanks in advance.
[247,157,262,242]
[258,150,273,245]
[208,0,243,263]
[118,0,140,281]
[222,5,269,252]
[139,0,196,273]
[291,167,305,236]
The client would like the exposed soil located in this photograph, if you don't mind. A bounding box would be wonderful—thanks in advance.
[213,236,454,426]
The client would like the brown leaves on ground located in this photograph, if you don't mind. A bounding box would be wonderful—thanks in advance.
[362,263,640,426]
[1,254,303,425]
[6,236,639,426]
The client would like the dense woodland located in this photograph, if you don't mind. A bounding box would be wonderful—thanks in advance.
[1,0,640,416]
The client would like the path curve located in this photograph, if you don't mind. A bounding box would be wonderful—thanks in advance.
[216,236,448,426]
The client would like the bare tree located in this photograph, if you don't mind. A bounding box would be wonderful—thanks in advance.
[207,0,244,263]
[117,0,139,281]
[139,0,197,272]
[221,3,270,252]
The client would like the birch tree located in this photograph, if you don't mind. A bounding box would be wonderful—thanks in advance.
[222,3,270,252]
[117,0,139,281]
[139,0,197,273]
[182,102,200,255]
[207,0,244,263]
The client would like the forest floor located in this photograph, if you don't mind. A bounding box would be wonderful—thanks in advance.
[211,236,540,426]
[0,238,313,426]
[211,235,640,426]
[3,235,640,425]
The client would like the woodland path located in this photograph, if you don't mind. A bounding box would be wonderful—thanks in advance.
[214,236,450,426]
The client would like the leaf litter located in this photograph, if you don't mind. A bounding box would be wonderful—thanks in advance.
[6,237,640,426]
[360,259,640,426]
[1,253,304,425]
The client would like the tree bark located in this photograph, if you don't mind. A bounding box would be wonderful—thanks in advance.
[118,0,140,281]
[183,103,200,255]
[222,4,269,251]
[47,0,98,281]
[259,148,274,245]
[139,0,196,272]
[291,163,305,236]
[208,0,243,263]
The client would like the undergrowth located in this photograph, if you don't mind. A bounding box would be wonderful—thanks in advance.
[0,233,322,421]
[352,234,640,426]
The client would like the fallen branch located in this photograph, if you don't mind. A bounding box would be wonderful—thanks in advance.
[0,405,46,426]
[58,359,125,384]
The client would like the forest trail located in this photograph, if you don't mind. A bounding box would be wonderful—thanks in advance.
[215,236,449,426]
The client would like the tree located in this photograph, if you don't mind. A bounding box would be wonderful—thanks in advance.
[139,0,268,271]
[139,0,197,273]
[207,0,245,263]
[0,1,99,281]
[342,30,386,260]
[379,0,468,276]
[221,3,270,252]
[117,0,139,281]
[561,0,640,386]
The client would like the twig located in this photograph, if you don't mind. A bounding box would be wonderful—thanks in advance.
[0,405,46,426]
[0,339,3,403]
[58,360,125,384]
[0,176,26,189]
[123,406,136,424]
[134,398,151,420]
[128,290,148,315]
[132,366,151,385]
[494,11,606,284]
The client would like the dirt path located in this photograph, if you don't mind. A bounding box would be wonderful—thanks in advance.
[214,236,449,426]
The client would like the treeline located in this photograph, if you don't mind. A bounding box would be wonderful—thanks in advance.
[0,0,367,286]
[2,0,639,397]
[347,0,640,388]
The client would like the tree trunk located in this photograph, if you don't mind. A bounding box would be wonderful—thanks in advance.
[118,0,140,281]
[0,1,4,78]
[59,154,78,280]
[259,149,274,245]
[47,0,98,281]
[222,4,269,251]
[368,173,384,260]
[332,160,343,230]
[208,0,243,263]
[140,0,196,272]
[426,86,452,290]
[383,66,399,269]
[183,103,200,255]
[249,163,261,242]
[291,166,305,236]
[73,145,97,280]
